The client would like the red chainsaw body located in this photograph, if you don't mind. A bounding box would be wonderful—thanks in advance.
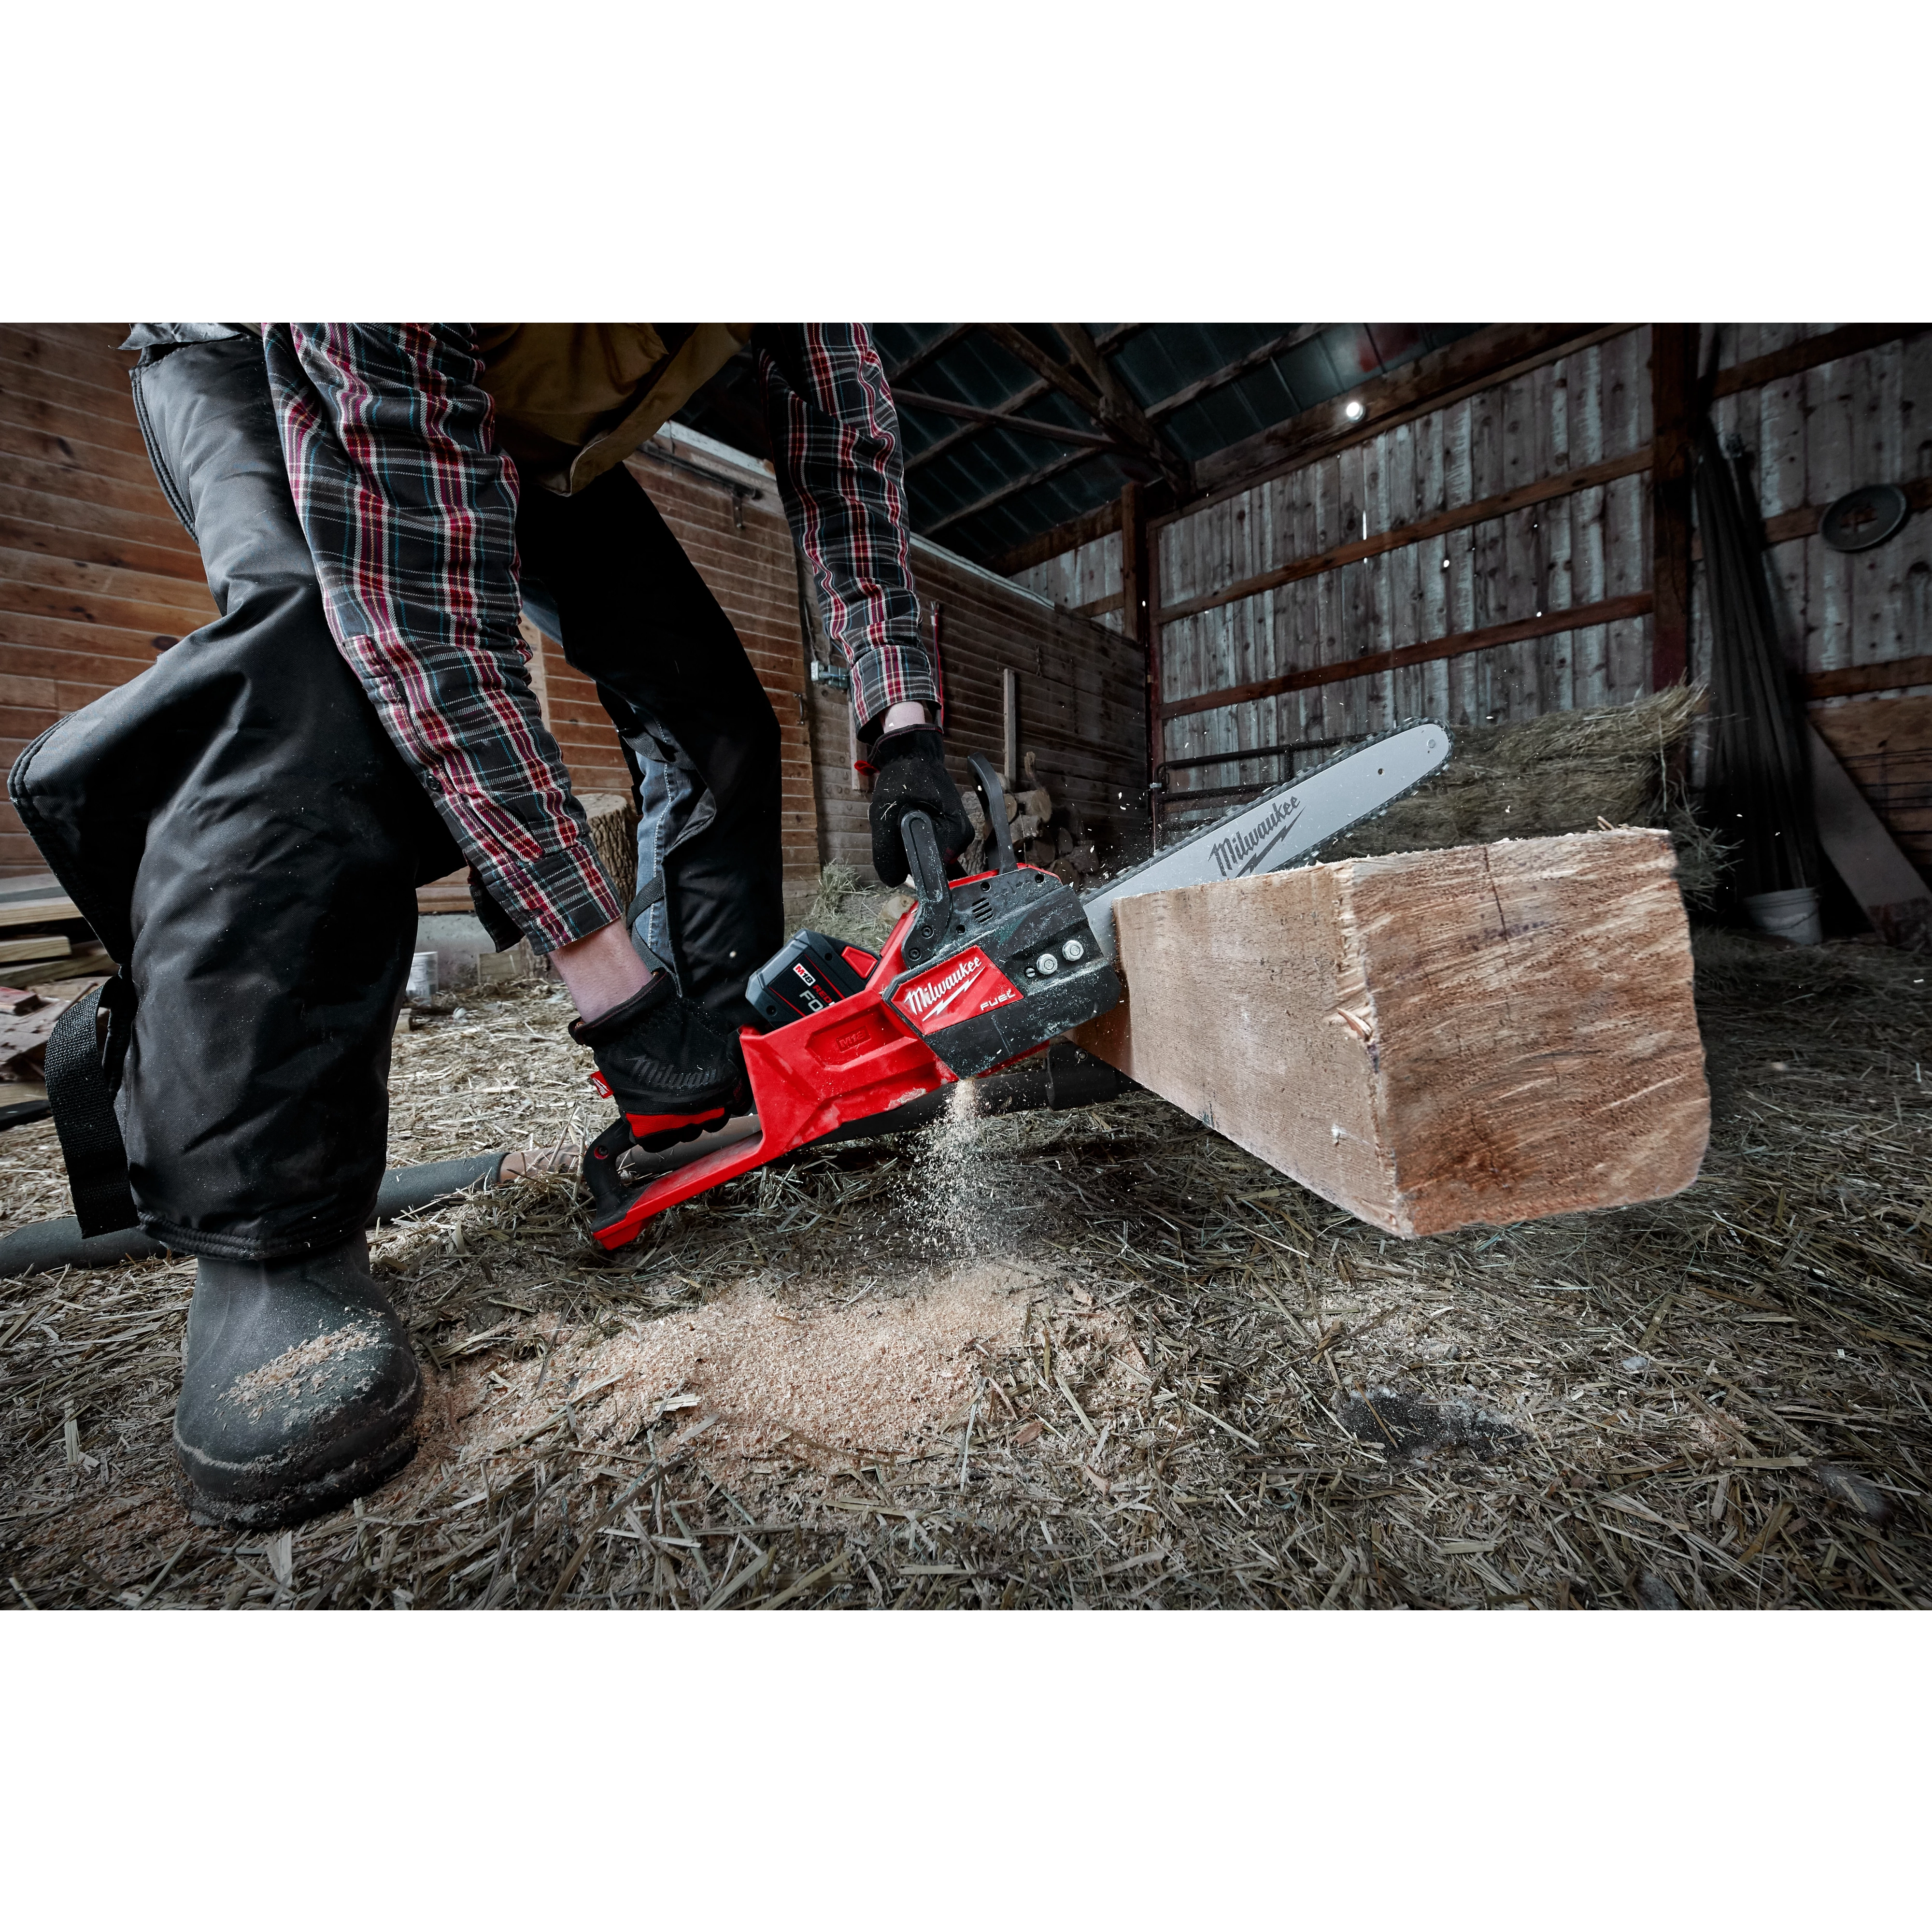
[582,779,1121,1250]
[586,893,962,1250]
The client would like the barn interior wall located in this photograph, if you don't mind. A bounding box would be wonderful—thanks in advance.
[1149,326,1657,815]
[909,537,1146,864]
[1008,529,1126,634]
[0,324,218,877]
[1003,322,1930,889]
[1696,326,1932,877]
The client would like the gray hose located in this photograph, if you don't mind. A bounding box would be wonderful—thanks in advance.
[0,1151,508,1279]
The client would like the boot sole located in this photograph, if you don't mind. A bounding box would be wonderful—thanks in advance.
[180,1425,421,1533]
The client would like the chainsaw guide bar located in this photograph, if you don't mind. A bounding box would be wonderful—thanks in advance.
[1080,721,1451,962]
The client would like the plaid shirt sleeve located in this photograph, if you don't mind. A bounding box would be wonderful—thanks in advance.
[262,324,622,952]
[755,324,935,735]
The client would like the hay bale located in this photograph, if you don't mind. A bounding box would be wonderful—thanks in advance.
[1317,687,1725,896]
[802,863,897,954]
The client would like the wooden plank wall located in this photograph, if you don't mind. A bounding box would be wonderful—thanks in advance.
[0,324,219,876]
[1150,327,1655,822]
[1701,326,1932,881]
[1009,529,1127,633]
[910,537,1146,857]
[1702,326,1932,696]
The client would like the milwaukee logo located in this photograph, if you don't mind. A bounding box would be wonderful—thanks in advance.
[1211,792,1304,877]
[904,953,980,1015]
[890,947,1021,1031]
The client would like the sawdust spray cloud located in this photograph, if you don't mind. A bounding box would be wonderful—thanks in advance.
[898,1078,1003,1263]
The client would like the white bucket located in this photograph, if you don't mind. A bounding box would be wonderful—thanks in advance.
[1743,886,1822,947]
[406,950,438,1004]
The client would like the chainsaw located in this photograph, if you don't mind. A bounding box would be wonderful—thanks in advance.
[582,724,1449,1249]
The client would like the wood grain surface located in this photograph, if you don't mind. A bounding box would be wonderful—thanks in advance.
[1076,829,1709,1238]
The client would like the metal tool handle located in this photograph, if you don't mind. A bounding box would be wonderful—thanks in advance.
[966,750,1016,874]
[901,810,951,967]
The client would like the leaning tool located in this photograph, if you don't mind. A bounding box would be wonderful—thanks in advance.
[582,724,1450,1249]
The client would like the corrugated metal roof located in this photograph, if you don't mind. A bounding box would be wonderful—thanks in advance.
[674,323,1478,567]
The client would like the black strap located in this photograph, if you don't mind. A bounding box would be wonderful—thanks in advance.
[44,977,140,1238]
[625,875,665,928]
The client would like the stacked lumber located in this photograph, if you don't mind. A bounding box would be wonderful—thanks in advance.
[1077,829,1709,1238]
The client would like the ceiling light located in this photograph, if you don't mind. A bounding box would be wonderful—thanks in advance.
[1344,400,1364,421]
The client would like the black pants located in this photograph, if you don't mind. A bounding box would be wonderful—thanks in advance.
[10,339,781,1260]
[514,463,783,1019]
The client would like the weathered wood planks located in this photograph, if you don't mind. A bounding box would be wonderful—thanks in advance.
[1697,326,1932,753]
[1152,328,1661,837]
[1075,829,1709,1238]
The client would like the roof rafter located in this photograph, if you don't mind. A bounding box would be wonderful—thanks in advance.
[895,390,1123,451]
[902,324,1146,477]
[981,324,1191,490]
[1047,322,1191,488]
[883,323,975,386]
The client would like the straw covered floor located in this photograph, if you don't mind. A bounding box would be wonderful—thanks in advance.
[3,926,1930,1611]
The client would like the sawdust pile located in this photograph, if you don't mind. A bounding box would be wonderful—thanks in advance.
[3,930,1930,1611]
[477,1262,1038,1467]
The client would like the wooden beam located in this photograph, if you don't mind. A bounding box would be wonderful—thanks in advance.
[901,325,1142,478]
[1160,592,1654,721]
[1185,324,1619,505]
[1157,446,1652,626]
[1051,323,1191,488]
[884,324,975,386]
[1146,325,1332,422]
[981,323,1107,419]
[1807,722,1932,949]
[1710,323,1925,399]
[904,373,1066,477]
[1068,588,1125,620]
[895,390,1122,451]
[1650,323,1699,690]
[1804,653,1932,700]
[980,324,1175,489]
[987,498,1124,579]
[1074,829,1709,1237]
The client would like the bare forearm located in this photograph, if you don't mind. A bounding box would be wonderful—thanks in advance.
[551,921,654,1023]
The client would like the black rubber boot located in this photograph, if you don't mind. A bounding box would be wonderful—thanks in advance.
[569,974,750,1150]
[173,1235,422,1530]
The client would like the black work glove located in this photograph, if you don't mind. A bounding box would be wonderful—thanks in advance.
[868,728,974,886]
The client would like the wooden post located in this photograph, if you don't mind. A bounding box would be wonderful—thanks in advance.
[1001,666,1019,784]
[1650,323,1699,691]
[1121,482,1161,846]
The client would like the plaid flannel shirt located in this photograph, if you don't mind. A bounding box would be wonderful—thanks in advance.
[264,322,930,952]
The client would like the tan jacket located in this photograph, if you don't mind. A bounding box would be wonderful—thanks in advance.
[471,324,752,495]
